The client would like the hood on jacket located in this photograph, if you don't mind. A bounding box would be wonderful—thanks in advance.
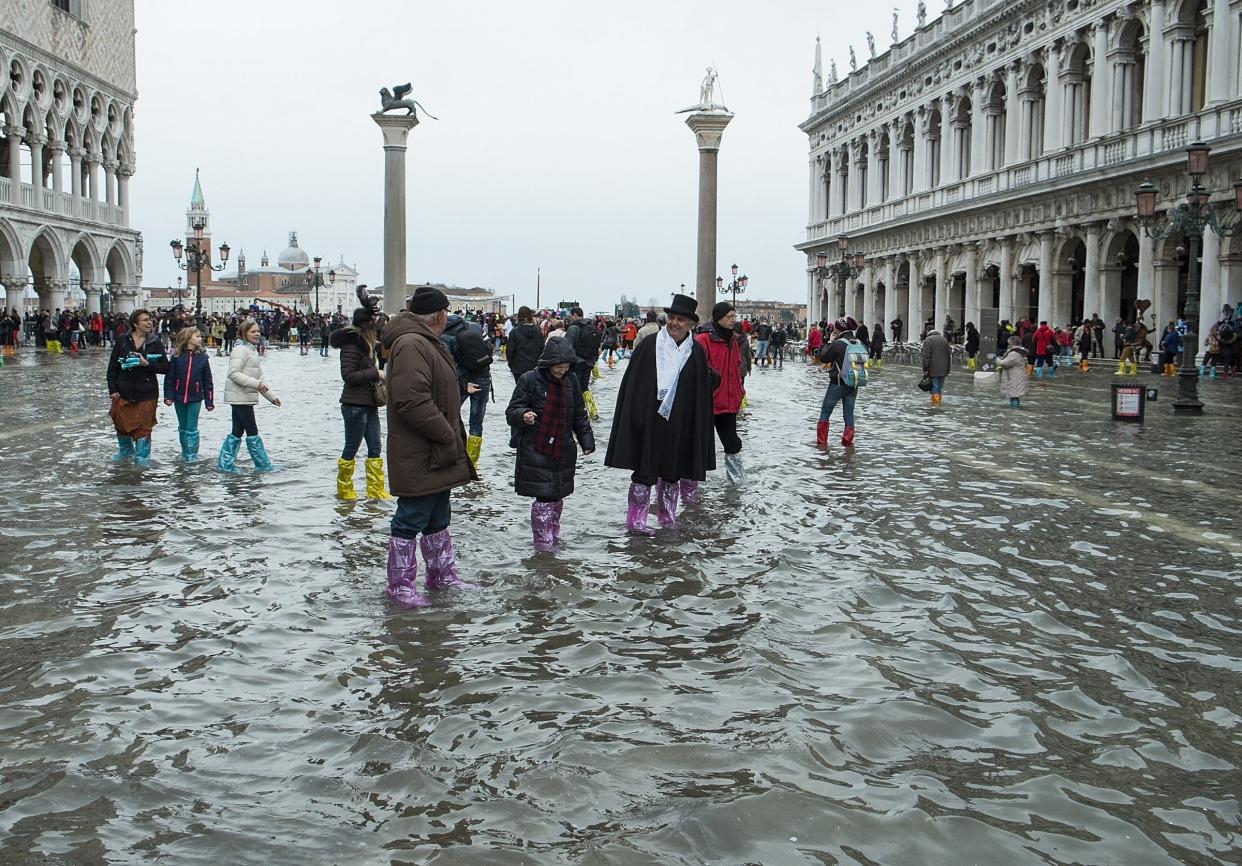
[442,314,467,338]
[381,310,438,351]
[537,336,581,367]
[329,326,370,351]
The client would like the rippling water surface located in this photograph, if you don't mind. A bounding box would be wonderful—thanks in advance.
[1,347,1240,865]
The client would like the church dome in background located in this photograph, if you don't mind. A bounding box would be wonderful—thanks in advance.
[276,231,310,270]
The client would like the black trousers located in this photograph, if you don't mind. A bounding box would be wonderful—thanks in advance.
[230,404,259,437]
[714,412,741,455]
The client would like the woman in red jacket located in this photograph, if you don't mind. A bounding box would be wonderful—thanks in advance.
[1033,320,1057,379]
[695,302,745,487]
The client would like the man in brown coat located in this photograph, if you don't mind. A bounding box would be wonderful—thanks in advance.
[381,287,477,606]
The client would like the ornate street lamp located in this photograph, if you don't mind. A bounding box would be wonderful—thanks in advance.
[1135,142,1242,415]
[813,235,863,319]
[304,256,335,316]
[170,217,229,323]
[716,262,749,309]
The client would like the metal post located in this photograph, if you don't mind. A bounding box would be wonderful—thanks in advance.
[1173,226,1203,414]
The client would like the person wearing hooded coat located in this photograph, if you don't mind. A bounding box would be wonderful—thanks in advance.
[506,306,545,383]
[604,293,717,533]
[997,335,1030,408]
[506,338,595,552]
[329,286,394,501]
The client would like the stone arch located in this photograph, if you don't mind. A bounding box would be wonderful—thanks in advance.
[27,226,65,307]
[1101,226,1141,323]
[8,54,31,105]
[105,239,133,287]
[68,231,102,284]
[0,216,21,274]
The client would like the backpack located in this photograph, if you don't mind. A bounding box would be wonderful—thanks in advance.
[839,338,869,387]
[574,322,602,360]
[452,323,494,374]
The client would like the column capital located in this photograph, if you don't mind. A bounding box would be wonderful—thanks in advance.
[118,164,135,178]
[68,146,85,160]
[371,112,420,149]
[28,133,47,148]
[3,124,23,138]
[48,139,66,154]
[684,110,733,151]
[1,273,26,288]
[83,152,102,166]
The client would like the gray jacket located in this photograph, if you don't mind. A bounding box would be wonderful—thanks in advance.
[921,331,951,378]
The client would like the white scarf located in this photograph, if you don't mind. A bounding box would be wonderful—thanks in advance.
[655,327,694,419]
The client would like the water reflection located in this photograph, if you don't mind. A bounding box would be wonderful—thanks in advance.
[0,349,1238,863]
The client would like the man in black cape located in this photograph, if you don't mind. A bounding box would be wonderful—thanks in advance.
[604,293,717,533]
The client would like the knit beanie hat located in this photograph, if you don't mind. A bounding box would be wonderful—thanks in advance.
[408,286,449,314]
[712,301,735,323]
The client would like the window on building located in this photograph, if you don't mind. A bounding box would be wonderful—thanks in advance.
[50,0,84,18]
[839,148,850,212]
[954,97,972,179]
[985,81,1006,170]
[929,110,942,187]
[878,133,890,202]
[858,140,869,209]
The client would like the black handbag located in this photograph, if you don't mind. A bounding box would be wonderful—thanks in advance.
[917,375,932,392]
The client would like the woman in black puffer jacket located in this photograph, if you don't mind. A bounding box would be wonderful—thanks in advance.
[506,305,545,383]
[506,337,595,553]
[328,288,393,501]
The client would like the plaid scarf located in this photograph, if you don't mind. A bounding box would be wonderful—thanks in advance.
[534,373,567,462]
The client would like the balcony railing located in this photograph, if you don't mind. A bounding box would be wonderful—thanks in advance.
[0,180,127,227]
[804,100,1242,243]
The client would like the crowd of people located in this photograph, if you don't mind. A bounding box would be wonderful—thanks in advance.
[18,285,1228,609]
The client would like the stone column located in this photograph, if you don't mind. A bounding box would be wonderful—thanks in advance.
[862,264,875,326]
[4,127,21,204]
[939,95,956,185]
[809,158,819,224]
[965,245,979,326]
[889,128,903,200]
[999,237,1015,322]
[1209,0,1234,104]
[913,107,929,192]
[3,274,25,318]
[1037,231,1054,323]
[1083,223,1102,320]
[1199,229,1221,361]
[806,268,817,327]
[1004,63,1021,166]
[1146,0,1168,120]
[1090,24,1111,138]
[85,154,100,201]
[866,131,883,207]
[372,112,421,315]
[969,80,987,177]
[847,140,863,212]
[908,252,924,332]
[1154,259,1179,332]
[684,110,733,315]
[933,248,947,329]
[104,160,117,206]
[1168,37,1187,116]
[84,282,102,316]
[118,166,132,221]
[111,285,138,316]
[1100,264,1122,324]
[69,147,83,198]
[48,140,64,194]
[1136,233,1155,315]
[1043,43,1063,154]
[29,135,45,200]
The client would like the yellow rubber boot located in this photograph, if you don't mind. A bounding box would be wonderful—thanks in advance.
[583,390,599,420]
[364,457,393,500]
[336,458,357,500]
[465,434,482,468]
[591,364,600,382]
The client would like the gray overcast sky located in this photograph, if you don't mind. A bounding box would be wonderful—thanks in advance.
[133,0,923,313]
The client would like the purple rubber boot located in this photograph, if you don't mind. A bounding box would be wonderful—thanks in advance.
[386,536,430,607]
[531,501,557,553]
[656,478,680,528]
[626,483,654,535]
[679,479,700,506]
[420,528,477,590]
[552,499,564,544]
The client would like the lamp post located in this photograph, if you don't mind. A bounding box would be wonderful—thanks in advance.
[304,256,335,317]
[814,235,864,320]
[715,263,749,309]
[1135,141,1242,415]
[170,218,229,324]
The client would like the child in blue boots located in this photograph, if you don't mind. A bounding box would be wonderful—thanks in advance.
[164,327,215,461]
[218,319,282,472]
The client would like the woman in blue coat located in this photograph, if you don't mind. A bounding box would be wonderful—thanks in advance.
[164,327,215,460]
[506,338,595,553]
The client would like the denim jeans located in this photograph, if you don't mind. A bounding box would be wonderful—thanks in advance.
[928,376,945,395]
[391,491,451,539]
[341,404,381,459]
[818,383,856,425]
[756,340,769,359]
[173,400,202,432]
[461,376,490,436]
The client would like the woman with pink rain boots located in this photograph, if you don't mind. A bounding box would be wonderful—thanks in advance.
[506,338,595,553]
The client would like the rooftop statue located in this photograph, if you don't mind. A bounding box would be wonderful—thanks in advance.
[866,32,876,58]
[378,83,439,119]
[676,66,728,113]
[891,9,899,43]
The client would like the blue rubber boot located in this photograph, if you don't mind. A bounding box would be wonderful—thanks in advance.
[1035,365,1044,379]
[133,437,152,467]
[245,434,280,472]
[1009,397,1020,408]
[111,436,135,463]
[217,433,242,473]
[184,430,200,461]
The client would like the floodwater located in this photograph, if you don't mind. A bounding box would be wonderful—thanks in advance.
[1,345,1240,866]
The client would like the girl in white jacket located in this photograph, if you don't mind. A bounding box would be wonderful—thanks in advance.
[218,319,283,472]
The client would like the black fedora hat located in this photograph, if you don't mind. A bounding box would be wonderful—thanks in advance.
[663,293,699,323]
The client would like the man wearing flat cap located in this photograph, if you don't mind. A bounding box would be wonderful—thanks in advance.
[380,286,478,607]
[605,293,716,533]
